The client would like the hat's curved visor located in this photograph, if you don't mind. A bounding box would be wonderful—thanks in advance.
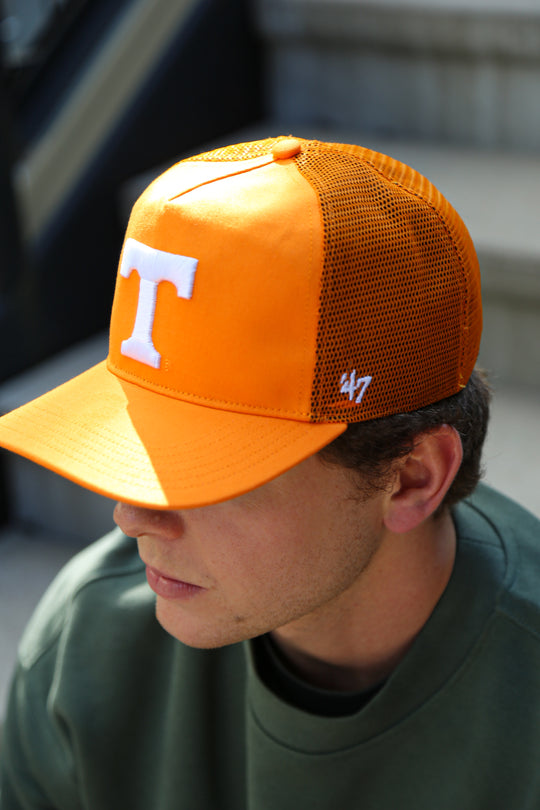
[0,362,346,509]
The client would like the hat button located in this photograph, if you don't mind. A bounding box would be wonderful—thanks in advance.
[272,138,302,160]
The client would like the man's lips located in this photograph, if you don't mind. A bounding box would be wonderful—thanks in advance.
[145,565,205,600]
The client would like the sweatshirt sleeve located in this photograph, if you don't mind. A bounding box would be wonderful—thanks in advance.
[0,650,82,810]
[0,529,137,810]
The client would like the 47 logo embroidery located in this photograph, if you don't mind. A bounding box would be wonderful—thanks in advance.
[340,370,372,404]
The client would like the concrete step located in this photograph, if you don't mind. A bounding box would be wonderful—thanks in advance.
[483,385,540,518]
[255,0,540,151]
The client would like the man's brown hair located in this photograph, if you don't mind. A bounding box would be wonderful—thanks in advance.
[319,369,491,509]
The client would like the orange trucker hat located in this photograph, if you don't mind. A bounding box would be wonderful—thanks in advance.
[0,136,482,508]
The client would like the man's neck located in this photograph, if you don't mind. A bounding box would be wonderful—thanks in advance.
[270,510,457,693]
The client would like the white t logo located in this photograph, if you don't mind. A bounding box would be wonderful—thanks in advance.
[119,237,198,368]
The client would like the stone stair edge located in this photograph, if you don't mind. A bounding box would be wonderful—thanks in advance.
[255,0,540,55]
[254,0,540,46]
[0,332,108,415]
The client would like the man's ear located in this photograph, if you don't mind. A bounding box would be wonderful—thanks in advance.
[383,425,463,534]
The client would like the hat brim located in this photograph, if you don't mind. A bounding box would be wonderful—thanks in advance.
[0,361,346,509]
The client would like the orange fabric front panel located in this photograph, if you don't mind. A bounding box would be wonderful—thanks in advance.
[108,157,324,419]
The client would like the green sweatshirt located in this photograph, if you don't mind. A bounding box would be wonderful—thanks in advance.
[2,484,540,809]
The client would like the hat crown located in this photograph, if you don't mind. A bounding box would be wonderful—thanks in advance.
[108,137,481,423]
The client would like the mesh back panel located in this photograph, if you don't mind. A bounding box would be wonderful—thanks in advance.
[186,138,482,423]
[296,142,481,421]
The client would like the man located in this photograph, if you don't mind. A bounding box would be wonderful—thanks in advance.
[0,136,539,809]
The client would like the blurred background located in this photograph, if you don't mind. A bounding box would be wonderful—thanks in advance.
[0,0,539,728]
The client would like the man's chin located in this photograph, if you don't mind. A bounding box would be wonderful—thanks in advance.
[154,600,254,650]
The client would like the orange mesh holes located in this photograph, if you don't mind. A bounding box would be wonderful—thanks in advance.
[295,142,481,423]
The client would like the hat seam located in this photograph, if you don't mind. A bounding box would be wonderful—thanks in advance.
[287,151,323,412]
[166,156,275,203]
[107,360,317,421]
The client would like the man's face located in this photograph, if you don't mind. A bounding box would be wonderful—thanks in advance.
[113,455,387,649]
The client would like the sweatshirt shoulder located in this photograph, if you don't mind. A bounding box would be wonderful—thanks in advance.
[18,527,147,668]
[458,484,540,638]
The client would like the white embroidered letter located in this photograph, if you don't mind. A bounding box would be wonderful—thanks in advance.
[340,371,372,404]
[119,237,198,368]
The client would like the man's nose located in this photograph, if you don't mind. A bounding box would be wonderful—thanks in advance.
[113,502,185,540]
